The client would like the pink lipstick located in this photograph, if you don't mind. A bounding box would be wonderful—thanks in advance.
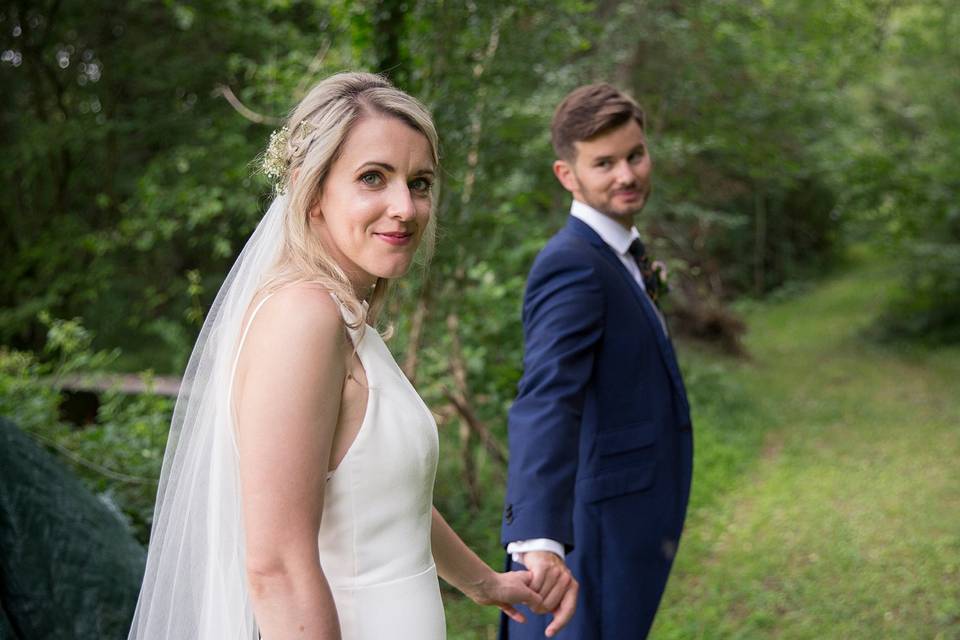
[375,231,414,246]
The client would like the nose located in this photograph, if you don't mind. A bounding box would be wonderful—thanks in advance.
[388,181,417,220]
[613,159,636,186]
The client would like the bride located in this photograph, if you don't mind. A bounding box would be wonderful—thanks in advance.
[128,72,573,639]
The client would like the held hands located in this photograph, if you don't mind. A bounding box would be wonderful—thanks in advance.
[517,551,579,637]
[468,551,580,638]
[466,555,577,637]
[468,569,542,625]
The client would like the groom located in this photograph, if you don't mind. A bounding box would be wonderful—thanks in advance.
[501,83,694,639]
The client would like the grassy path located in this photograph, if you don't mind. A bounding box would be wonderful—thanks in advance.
[652,257,960,638]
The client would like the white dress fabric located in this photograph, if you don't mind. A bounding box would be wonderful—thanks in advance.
[317,300,446,639]
[130,193,447,640]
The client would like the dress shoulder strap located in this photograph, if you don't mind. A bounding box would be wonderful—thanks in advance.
[229,293,275,406]
[236,294,275,362]
[328,292,371,341]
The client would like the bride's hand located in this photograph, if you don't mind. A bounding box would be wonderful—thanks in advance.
[469,569,543,624]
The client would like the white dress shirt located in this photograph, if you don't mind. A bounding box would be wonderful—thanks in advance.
[506,200,663,563]
[572,199,668,333]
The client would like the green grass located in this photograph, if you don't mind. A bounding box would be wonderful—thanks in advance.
[444,251,960,638]
[651,254,960,639]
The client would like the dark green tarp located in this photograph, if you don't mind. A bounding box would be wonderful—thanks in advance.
[0,417,145,639]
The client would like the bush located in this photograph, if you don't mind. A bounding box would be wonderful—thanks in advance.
[879,242,960,344]
[0,317,169,544]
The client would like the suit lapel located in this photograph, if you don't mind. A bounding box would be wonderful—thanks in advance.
[564,217,691,421]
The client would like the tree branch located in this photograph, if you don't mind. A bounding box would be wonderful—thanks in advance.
[293,41,332,99]
[212,84,283,126]
[459,6,516,211]
[444,313,508,466]
[402,273,431,384]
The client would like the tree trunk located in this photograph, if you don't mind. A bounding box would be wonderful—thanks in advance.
[754,189,767,296]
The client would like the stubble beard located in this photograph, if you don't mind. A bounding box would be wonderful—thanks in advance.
[574,170,650,227]
[601,191,648,227]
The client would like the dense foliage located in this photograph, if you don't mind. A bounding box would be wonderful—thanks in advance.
[840,2,960,341]
[0,318,168,542]
[8,0,956,368]
[1,1,957,628]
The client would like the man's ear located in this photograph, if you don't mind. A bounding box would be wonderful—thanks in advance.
[553,159,578,194]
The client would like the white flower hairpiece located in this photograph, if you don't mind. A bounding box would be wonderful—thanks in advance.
[261,126,290,192]
[260,120,320,193]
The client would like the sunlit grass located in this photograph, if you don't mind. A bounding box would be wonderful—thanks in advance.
[652,254,960,639]
[444,252,960,638]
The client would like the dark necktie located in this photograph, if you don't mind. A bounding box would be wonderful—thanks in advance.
[627,238,666,307]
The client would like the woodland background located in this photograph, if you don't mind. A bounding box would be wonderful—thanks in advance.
[2,1,958,637]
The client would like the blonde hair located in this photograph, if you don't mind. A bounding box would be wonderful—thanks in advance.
[261,72,439,331]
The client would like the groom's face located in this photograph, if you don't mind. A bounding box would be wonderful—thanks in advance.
[553,118,651,229]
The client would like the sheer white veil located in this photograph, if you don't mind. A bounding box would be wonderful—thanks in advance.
[128,193,288,639]
[127,71,440,639]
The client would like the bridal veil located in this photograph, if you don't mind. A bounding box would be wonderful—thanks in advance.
[127,194,288,639]
[127,71,439,639]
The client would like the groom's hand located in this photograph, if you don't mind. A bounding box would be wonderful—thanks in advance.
[519,551,579,637]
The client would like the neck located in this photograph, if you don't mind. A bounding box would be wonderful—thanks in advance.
[606,212,634,231]
[595,206,635,231]
[331,257,375,300]
[572,198,636,231]
[351,277,376,302]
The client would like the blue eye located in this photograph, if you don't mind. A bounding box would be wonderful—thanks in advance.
[410,177,433,194]
[360,172,383,186]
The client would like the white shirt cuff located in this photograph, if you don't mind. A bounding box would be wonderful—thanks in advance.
[506,538,566,563]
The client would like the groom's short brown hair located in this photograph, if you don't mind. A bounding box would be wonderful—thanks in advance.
[551,83,646,161]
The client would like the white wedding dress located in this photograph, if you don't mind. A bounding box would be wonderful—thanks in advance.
[130,193,446,639]
[235,295,446,638]
[315,300,446,639]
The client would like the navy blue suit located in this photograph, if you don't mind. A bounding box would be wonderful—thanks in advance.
[501,216,694,639]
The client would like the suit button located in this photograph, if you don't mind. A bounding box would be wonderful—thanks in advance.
[505,504,514,524]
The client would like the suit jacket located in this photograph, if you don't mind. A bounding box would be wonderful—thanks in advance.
[500,215,694,639]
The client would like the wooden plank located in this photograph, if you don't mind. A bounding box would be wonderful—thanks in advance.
[50,373,182,397]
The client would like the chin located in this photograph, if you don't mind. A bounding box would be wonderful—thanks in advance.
[614,201,647,217]
[374,261,415,281]
[604,206,636,219]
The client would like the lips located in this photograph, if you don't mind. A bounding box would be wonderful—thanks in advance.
[374,230,415,246]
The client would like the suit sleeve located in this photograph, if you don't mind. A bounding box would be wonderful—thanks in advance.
[501,246,604,551]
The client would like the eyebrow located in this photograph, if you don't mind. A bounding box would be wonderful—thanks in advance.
[358,161,435,176]
[591,144,646,163]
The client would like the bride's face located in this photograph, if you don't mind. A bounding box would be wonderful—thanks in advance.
[311,115,435,293]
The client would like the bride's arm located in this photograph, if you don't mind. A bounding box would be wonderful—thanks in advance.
[236,288,346,639]
[431,506,576,633]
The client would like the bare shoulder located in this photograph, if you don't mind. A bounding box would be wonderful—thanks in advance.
[241,284,346,362]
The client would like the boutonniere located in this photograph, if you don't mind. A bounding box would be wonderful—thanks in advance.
[648,260,670,305]
[627,237,670,307]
